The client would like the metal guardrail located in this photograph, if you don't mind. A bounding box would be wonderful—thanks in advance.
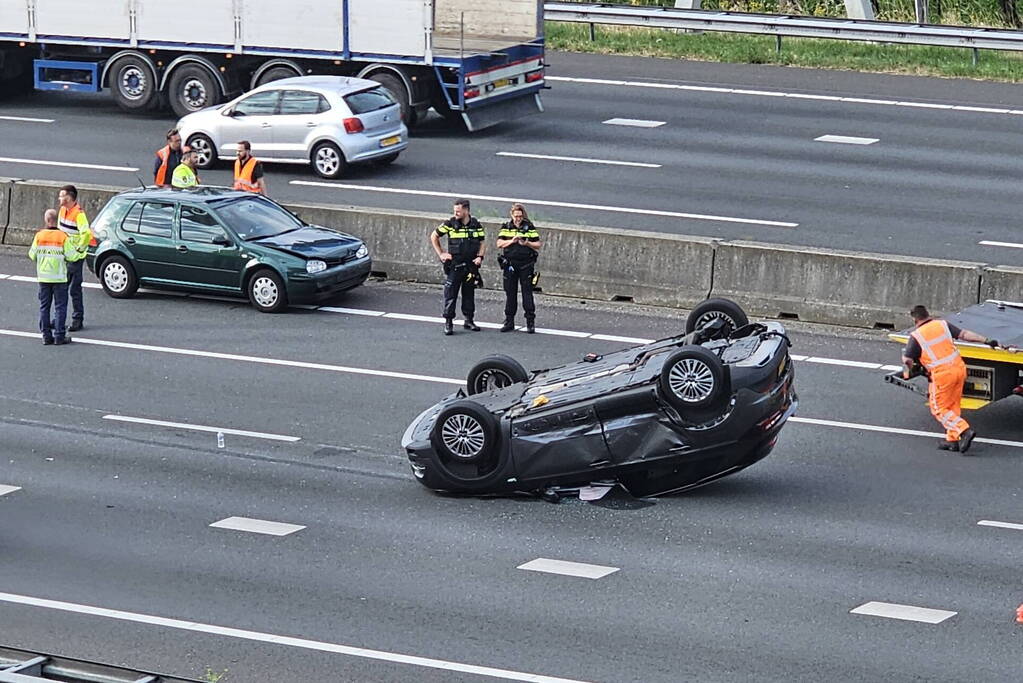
[544,2,1023,52]
[0,646,202,683]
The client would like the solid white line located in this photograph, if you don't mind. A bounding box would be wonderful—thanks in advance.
[804,356,882,369]
[533,328,591,339]
[977,520,1023,531]
[210,516,306,536]
[384,312,446,323]
[0,115,54,123]
[0,592,590,683]
[815,135,879,145]
[790,416,1023,448]
[0,485,22,497]
[590,333,653,344]
[602,118,665,128]
[0,329,463,386]
[979,240,1023,249]
[517,558,620,580]
[102,414,301,442]
[496,152,661,169]
[289,181,798,228]
[850,601,956,624]
[319,306,386,316]
[0,157,139,172]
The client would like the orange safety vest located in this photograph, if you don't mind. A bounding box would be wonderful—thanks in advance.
[233,156,261,192]
[57,203,84,235]
[910,319,963,373]
[155,145,171,186]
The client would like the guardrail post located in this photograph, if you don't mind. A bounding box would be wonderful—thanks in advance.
[914,0,929,23]
[844,0,875,20]
[972,47,979,65]
[589,22,595,41]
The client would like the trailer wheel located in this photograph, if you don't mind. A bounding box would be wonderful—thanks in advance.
[368,72,414,127]
[253,65,301,89]
[168,65,221,119]
[109,55,158,112]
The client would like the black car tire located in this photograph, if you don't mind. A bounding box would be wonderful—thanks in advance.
[430,400,499,467]
[168,65,222,119]
[371,152,400,167]
[466,355,530,395]
[187,133,218,169]
[685,298,749,336]
[658,346,728,413]
[247,268,288,313]
[98,254,139,299]
[108,55,159,112]
[311,141,348,179]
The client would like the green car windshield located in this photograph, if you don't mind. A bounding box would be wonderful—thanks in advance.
[215,196,303,240]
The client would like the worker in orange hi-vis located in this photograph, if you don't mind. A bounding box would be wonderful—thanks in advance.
[902,305,999,454]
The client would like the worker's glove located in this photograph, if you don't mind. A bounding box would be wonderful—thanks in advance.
[985,338,1000,348]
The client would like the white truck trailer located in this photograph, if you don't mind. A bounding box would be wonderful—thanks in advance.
[0,0,546,131]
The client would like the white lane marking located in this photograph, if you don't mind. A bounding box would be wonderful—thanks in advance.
[977,520,1023,531]
[320,306,386,316]
[602,118,665,128]
[210,516,306,536]
[533,327,591,339]
[0,157,139,172]
[496,151,661,168]
[804,356,882,370]
[850,601,956,624]
[814,135,879,145]
[790,416,1023,449]
[517,558,620,580]
[979,240,1023,249]
[0,115,54,123]
[0,329,463,386]
[384,312,445,323]
[102,415,301,442]
[590,333,650,344]
[547,76,1019,117]
[0,591,589,683]
[0,485,22,496]
[289,181,799,228]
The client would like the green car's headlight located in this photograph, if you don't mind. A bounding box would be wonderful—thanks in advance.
[356,244,369,259]
[306,259,327,274]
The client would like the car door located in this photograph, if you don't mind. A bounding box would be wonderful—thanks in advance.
[119,200,178,282]
[216,90,282,159]
[275,89,331,161]
[174,204,246,290]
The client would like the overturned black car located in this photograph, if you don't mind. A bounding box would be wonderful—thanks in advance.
[401,299,797,497]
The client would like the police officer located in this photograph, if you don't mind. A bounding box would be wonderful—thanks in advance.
[430,199,485,335]
[496,203,541,334]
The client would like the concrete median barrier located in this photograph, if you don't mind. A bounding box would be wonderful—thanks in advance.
[2,178,119,246]
[980,265,1023,303]
[0,178,12,244]
[711,240,984,329]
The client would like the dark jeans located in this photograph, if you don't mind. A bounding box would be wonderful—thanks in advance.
[39,282,69,341]
[442,261,476,320]
[67,259,85,322]
[503,262,535,320]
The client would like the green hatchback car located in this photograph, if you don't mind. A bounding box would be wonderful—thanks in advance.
[86,187,371,312]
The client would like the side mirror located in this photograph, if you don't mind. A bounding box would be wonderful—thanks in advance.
[212,235,233,247]
[224,108,241,117]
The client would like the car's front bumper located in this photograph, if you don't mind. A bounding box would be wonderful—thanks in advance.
[286,256,372,302]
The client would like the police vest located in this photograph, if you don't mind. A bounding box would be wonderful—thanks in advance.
[437,218,484,260]
[498,220,540,265]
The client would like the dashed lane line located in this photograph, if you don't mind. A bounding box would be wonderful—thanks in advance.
[815,135,879,145]
[789,416,1023,449]
[209,516,306,536]
[850,601,956,624]
[0,156,139,172]
[518,558,620,580]
[601,118,666,128]
[102,415,301,442]
[0,591,591,683]
[547,76,1023,118]
[979,240,1023,249]
[977,520,1023,531]
[496,151,661,168]
[0,485,22,497]
[0,115,54,123]
[289,180,799,228]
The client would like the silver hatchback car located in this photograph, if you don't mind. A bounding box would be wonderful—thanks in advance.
[177,76,409,179]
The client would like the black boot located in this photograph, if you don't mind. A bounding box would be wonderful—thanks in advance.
[958,428,976,455]
[525,318,536,334]
[443,319,454,336]
[463,319,481,331]
[937,441,959,452]
[500,318,515,333]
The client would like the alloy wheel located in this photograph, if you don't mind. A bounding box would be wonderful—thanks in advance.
[668,358,716,403]
[439,413,486,459]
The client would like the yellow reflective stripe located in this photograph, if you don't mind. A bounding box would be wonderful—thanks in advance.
[498,230,540,238]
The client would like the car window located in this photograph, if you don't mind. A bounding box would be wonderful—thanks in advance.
[233,90,280,116]
[138,202,175,238]
[120,201,144,233]
[343,87,395,114]
[213,196,302,240]
[279,90,328,115]
[180,206,227,243]
[94,196,133,234]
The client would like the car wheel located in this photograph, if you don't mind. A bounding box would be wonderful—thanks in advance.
[684,298,749,336]
[253,65,301,89]
[186,133,218,169]
[109,55,158,112]
[99,254,139,299]
[371,152,400,167]
[430,400,499,466]
[466,354,529,395]
[658,346,728,412]
[369,72,414,126]
[247,268,288,313]
[168,65,222,119]
[311,141,347,179]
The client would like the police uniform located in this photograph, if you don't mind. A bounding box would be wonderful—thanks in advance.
[498,219,540,332]
[436,215,485,325]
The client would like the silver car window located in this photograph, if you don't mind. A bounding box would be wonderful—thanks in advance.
[279,90,328,115]
[344,87,395,114]
[233,90,281,116]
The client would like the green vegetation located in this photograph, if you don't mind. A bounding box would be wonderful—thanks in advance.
[202,667,228,682]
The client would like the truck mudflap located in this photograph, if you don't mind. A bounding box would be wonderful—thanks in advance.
[460,93,544,132]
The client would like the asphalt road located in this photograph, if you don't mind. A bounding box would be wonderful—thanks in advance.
[0,250,1021,682]
[2,52,1023,263]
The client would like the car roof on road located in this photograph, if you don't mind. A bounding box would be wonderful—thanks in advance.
[257,75,379,95]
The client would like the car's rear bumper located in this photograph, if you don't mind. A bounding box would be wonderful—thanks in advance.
[345,126,409,163]
[287,257,372,302]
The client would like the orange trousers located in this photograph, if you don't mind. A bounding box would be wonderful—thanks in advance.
[928,361,970,442]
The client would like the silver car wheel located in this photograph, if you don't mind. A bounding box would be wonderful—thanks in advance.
[315,146,341,176]
[251,276,279,308]
[190,137,213,167]
[694,310,737,333]
[103,261,129,293]
[440,413,486,460]
[181,78,208,110]
[119,66,148,100]
[668,358,716,403]
[475,369,514,393]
